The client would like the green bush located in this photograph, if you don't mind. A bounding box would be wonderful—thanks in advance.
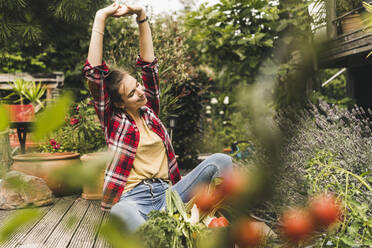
[38,97,106,154]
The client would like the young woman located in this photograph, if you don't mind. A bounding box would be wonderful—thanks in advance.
[83,3,233,232]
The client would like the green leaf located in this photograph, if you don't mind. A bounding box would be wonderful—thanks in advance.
[0,209,41,244]
[0,105,9,132]
[263,39,273,47]
[340,236,357,246]
[33,93,73,141]
[171,190,188,221]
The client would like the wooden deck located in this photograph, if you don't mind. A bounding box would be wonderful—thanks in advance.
[0,195,112,248]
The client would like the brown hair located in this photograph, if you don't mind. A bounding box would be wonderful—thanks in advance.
[105,70,129,105]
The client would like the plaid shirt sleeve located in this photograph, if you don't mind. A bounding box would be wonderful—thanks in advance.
[136,56,160,116]
[82,60,111,132]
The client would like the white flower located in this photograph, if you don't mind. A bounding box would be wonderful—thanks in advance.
[187,204,200,225]
[219,110,224,115]
[206,110,211,114]
[269,0,280,7]
[223,121,227,125]
[223,96,229,105]
[211,98,218,105]
[206,105,212,110]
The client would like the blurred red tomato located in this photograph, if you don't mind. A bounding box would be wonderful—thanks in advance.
[309,193,342,228]
[216,169,248,199]
[208,217,229,228]
[193,184,221,212]
[218,216,229,226]
[281,208,314,243]
[233,219,265,248]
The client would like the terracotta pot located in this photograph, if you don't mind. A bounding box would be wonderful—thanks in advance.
[80,152,107,200]
[11,152,81,196]
[6,104,35,122]
[341,13,362,34]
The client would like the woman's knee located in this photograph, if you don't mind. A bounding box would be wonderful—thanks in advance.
[209,153,233,171]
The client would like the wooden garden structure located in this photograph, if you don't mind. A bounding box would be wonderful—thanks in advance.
[0,72,64,103]
[319,0,372,110]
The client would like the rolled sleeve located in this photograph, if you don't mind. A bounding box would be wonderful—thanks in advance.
[136,56,160,115]
[82,60,111,140]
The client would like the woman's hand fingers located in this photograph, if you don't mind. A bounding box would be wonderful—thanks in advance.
[112,5,132,17]
[98,3,121,18]
[126,5,143,15]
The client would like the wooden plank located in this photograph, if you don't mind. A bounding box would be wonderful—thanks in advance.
[42,197,91,248]
[93,212,112,248]
[324,44,372,62]
[14,195,78,248]
[329,34,372,53]
[67,201,105,248]
[0,209,15,223]
[0,200,59,248]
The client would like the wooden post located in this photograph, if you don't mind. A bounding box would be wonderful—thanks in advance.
[326,0,337,39]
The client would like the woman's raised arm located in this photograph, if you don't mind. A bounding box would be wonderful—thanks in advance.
[113,5,155,62]
[87,3,120,67]
[137,9,155,62]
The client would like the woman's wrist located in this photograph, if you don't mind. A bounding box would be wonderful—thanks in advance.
[96,10,108,21]
[136,9,146,20]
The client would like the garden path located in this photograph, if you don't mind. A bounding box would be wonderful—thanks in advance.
[0,195,112,248]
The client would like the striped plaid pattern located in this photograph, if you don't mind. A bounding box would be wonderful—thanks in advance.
[83,57,181,212]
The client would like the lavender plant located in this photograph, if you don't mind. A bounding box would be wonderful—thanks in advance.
[271,101,372,246]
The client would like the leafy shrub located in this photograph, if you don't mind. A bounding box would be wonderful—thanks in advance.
[38,97,106,154]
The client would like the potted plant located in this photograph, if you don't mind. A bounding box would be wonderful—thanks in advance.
[336,0,363,34]
[36,97,107,199]
[3,79,47,122]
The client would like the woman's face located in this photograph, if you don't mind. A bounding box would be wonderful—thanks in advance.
[117,74,147,113]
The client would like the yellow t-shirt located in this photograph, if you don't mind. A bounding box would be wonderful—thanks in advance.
[122,118,169,194]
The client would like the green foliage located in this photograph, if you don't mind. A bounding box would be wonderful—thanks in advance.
[200,92,252,153]
[336,0,363,16]
[0,105,9,132]
[136,189,206,248]
[184,0,280,87]
[271,101,372,245]
[33,92,73,141]
[310,69,354,108]
[0,209,42,244]
[3,79,47,107]
[0,0,107,82]
[100,216,143,248]
[306,150,372,247]
[0,50,48,73]
[38,97,106,154]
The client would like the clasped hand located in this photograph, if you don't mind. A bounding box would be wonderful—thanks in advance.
[97,3,143,19]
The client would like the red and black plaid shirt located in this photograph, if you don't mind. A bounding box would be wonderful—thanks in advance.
[83,57,181,212]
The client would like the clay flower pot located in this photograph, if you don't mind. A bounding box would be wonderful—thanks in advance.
[11,152,81,196]
[80,152,108,200]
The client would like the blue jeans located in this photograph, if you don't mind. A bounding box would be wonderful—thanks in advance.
[109,153,233,232]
